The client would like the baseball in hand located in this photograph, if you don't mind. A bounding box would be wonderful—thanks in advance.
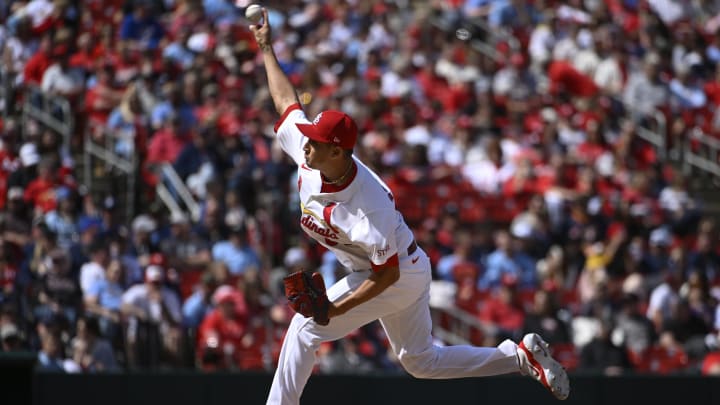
[244,4,263,24]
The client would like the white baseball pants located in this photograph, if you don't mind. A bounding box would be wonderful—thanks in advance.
[266,249,521,405]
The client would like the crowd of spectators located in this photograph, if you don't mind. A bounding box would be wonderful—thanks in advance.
[1,0,720,377]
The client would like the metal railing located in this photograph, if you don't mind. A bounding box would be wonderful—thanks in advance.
[683,128,720,178]
[83,125,137,222]
[157,163,201,222]
[616,99,668,161]
[429,9,519,63]
[636,109,668,161]
[428,281,494,345]
[21,84,74,154]
[465,15,521,55]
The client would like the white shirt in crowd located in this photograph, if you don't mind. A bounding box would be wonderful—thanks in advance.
[41,63,84,96]
[79,261,106,297]
[461,159,515,195]
[122,284,182,324]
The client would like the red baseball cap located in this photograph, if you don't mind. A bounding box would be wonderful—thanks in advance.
[296,111,358,150]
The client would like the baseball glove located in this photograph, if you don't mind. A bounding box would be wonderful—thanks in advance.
[283,271,330,326]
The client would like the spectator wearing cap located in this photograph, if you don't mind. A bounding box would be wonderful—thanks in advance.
[196,285,248,371]
[64,214,102,274]
[211,224,261,276]
[121,265,182,368]
[3,187,31,247]
[43,187,79,249]
[478,229,537,291]
[159,211,211,272]
[1,322,24,352]
[644,227,675,276]
[8,142,40,191]
[129,214,158,268]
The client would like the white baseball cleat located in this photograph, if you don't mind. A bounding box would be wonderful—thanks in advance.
[517,333,570,400]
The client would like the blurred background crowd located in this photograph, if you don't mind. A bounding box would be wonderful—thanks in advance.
[1,0,720,377]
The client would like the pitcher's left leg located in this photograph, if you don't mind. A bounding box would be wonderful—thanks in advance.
[380,293,520,379]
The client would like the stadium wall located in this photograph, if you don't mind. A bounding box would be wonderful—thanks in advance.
[21,370,720,405]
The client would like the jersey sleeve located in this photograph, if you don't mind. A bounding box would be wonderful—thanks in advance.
[274,103,310,166]
[347,209,400,272]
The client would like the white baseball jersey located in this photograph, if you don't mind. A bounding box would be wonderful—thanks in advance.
[268,104,525,405]
[274,104,415,272]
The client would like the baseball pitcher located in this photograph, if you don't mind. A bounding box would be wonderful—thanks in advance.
[248,7,570,405]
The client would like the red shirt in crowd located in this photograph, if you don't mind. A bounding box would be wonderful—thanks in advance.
[548,61,599,97]
[24,177,59,213]
[146,128,189,165]
[23,50,52,85]
[478,291,525,332]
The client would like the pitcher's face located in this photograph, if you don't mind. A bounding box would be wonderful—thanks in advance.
[303,139,333,170]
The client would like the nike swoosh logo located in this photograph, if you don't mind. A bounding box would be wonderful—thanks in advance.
[411,257,419,264]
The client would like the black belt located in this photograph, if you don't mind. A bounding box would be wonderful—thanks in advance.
[406,239,418,256]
